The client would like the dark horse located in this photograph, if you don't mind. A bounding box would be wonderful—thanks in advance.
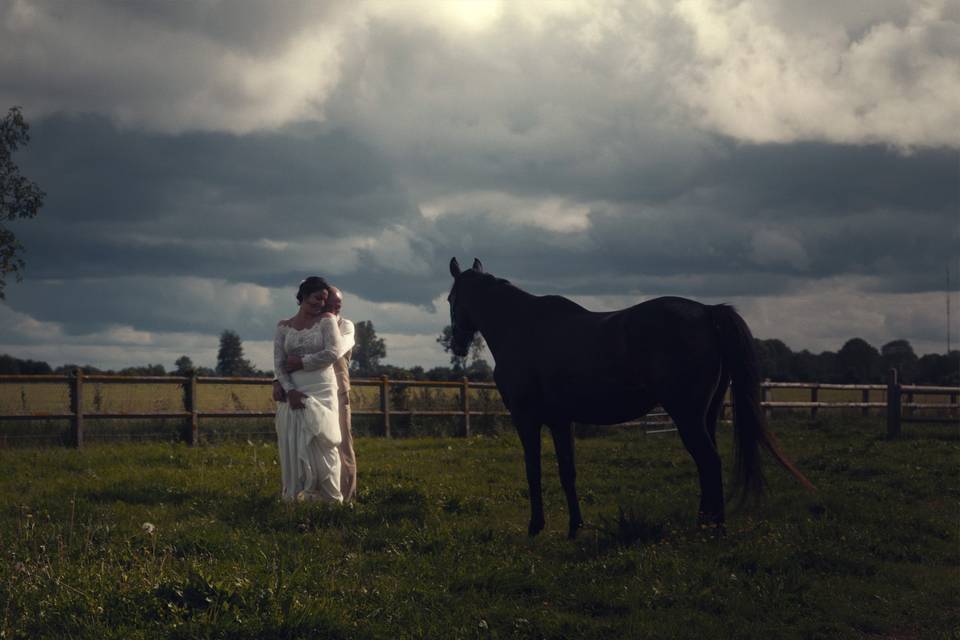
[447,258,814,539]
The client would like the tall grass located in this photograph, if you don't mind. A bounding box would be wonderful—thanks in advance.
[0,418,957,639]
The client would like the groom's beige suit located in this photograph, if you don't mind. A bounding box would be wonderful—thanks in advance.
[334,317,357,502]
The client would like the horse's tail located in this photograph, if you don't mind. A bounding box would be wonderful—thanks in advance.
[710,304,815,502]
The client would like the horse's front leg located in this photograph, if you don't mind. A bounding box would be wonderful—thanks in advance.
[515,420,544,536]
[549,422,583,539]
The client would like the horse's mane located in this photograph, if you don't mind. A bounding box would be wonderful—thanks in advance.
[465,270,590,314]
[464,270,515,290]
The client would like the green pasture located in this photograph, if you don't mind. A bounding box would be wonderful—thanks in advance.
[0,417,957,639]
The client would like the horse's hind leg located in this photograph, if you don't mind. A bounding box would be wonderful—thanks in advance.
[548,422,583,539]
[663,398,725,529]
[678,417,725,529]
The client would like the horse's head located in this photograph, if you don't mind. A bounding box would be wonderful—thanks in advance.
[447,257,484,357]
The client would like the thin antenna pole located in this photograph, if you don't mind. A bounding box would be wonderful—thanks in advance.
[949,264,953,354]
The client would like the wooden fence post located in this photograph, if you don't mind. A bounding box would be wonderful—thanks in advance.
[380,375,391,438]
[886,368,901,439]
[810,385,819,420]
[461,376,471,438]
[761,381,770,421]
[951,392,958,419]
[69,368,84,449]
[184,372,199,446]
[862,388,870,417]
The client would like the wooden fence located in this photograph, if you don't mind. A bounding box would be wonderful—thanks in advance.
[884,368,959,438]
[0,369,956,447]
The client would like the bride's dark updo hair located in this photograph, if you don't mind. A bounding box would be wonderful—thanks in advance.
[297,276,330,303]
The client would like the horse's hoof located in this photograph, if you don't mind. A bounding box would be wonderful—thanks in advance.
[700,523,726,540]
[697,511,725,527]
[696,513,726,539]
[567,518,583,540]
[528,519,545,537]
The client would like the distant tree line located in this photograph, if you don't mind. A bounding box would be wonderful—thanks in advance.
[755,338,958,386]
[1,329,957,386]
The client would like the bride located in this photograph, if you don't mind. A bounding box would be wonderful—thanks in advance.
[273,276,353,503]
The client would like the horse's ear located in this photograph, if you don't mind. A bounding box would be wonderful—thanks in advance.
[472,258,484,273]
[449,257,461,278]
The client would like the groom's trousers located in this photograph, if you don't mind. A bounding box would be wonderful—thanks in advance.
[335,355,357,502]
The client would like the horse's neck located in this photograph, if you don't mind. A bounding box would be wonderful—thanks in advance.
[468,282,534,357]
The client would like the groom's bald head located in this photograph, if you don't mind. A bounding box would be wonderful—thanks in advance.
[325,286,343,315]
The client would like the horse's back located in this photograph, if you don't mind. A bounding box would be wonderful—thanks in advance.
[506,295,723,424]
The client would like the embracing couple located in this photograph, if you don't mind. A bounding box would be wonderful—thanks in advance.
[272,276,357,504]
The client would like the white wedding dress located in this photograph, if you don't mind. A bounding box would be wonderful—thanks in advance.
[274,317,350,503]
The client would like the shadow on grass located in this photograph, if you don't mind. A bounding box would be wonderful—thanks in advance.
[153,566,358,640]
[84,484,195,506]
[592,506,667,549]
[450,564,547,597]
[206,483,431,537]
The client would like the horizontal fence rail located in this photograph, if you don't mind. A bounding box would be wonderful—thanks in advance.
[0,369,956,446]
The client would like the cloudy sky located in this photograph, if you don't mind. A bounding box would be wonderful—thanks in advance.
[1,0,958,372]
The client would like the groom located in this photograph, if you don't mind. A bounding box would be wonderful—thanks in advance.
[273,285,358,502]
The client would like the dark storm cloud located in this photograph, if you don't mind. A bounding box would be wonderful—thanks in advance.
[20,115,403,227]
[9,110,957,327]
[5,277,252,336]
[703,143,957,215]
[416,142,958,299]
[14,114,418,281]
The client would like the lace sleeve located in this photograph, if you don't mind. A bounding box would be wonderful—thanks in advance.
[273,324,296,392]
[338,318,355,358]
[300,317,341,371]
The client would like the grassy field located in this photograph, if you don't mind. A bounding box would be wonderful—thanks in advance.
[0,417,957,639]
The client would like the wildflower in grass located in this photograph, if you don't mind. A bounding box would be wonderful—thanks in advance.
[142,522,156,535]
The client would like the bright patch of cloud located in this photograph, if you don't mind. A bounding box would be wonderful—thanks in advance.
[180,278,273,310]
[673,0,960,148]
[95,325,154,345]
[1,2,347,134]
[257,239,289,251]
[421,191,592,232]
[0,304,64,342]
[358,226,432,275]
[749,229,810,270]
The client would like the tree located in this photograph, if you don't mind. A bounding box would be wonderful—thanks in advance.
[1,107,45,299]
[791,349,820,382]
[0,353,52,374]
[837,338,881,383]
[915,351,960,386]
[216,330,254,377]
[351,320,386,377]
[54,363,102,374]
[174,355,195,376]
[465,357,493,381]
[437,324,488,372]
[119,364,166,376]
[880,339,918,382]
[755,338,796,381]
